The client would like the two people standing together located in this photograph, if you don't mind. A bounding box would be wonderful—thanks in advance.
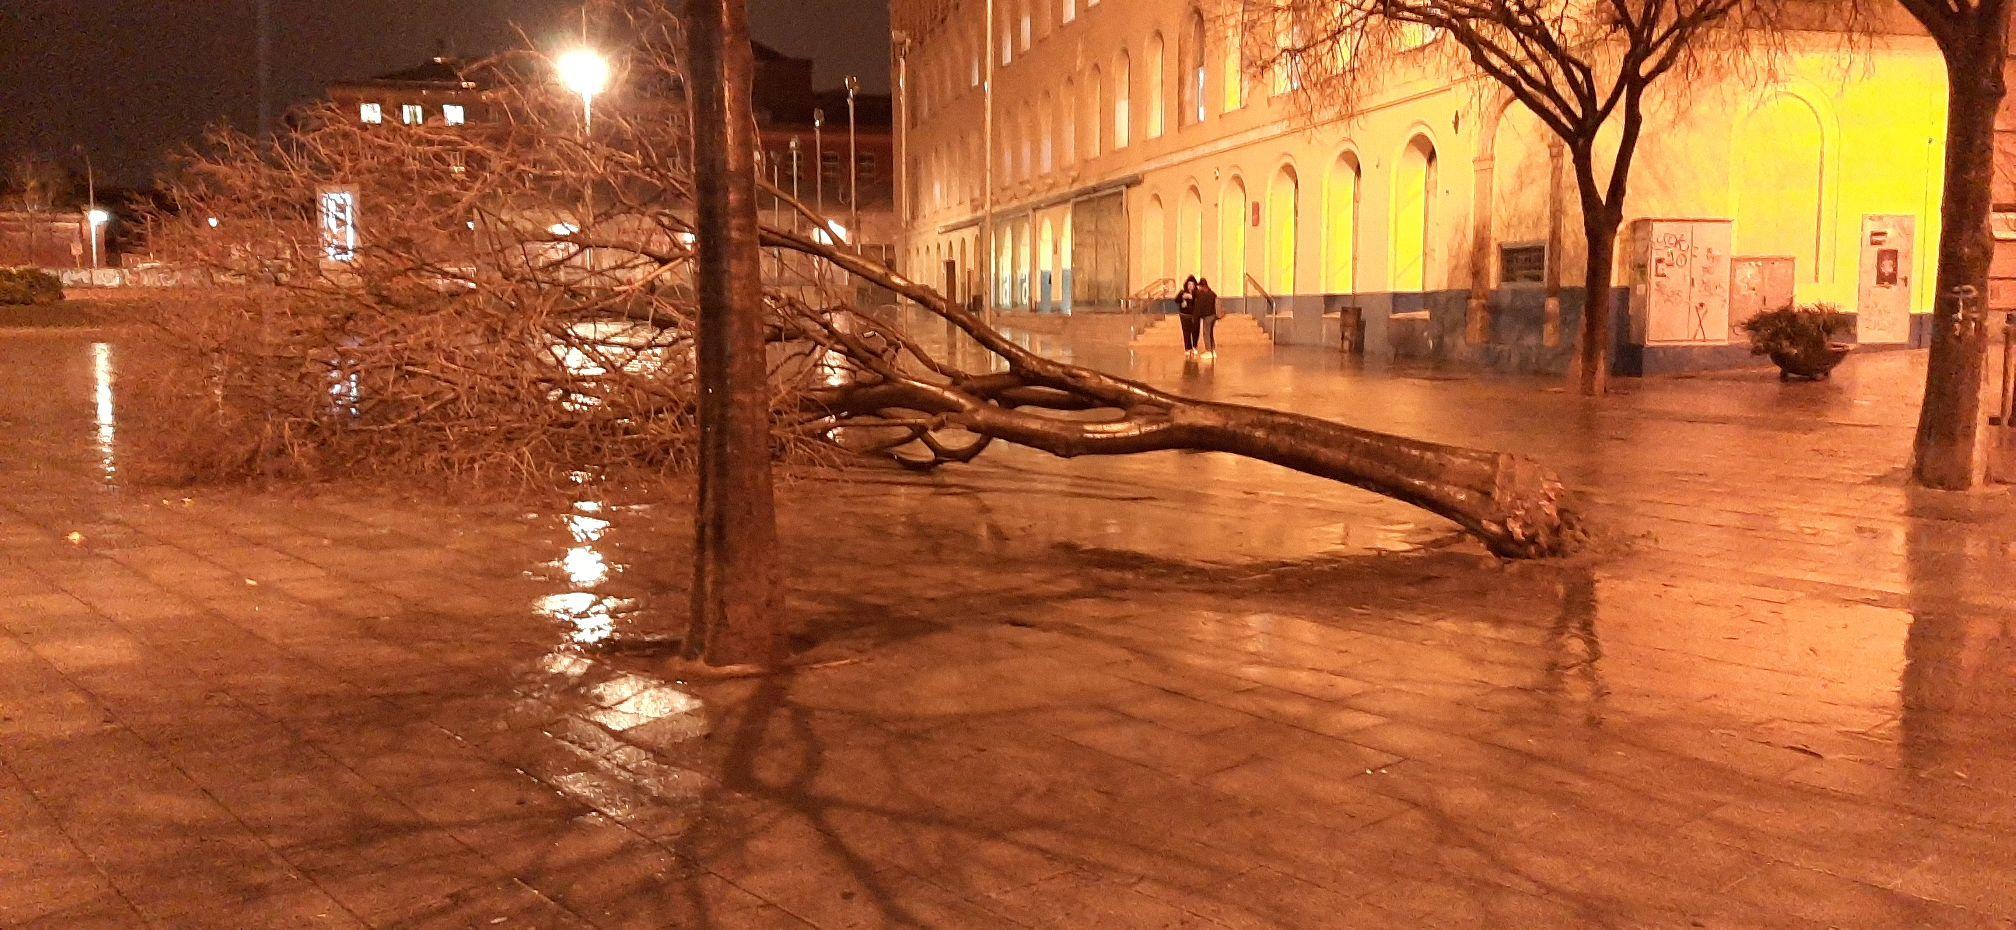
[1175,275,1221,358]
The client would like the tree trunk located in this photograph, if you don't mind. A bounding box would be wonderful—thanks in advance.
[1913,31,2009,490]
[1575,208,1622,397]
[773,224,1585,559]
[686,0,784,667]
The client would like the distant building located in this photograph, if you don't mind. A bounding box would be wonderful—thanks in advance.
[326,57,505,129]
[325,46,896,257]
[893,0,1955,374]
[0,210,105,270]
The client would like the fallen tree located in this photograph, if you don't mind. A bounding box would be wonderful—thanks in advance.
[140,0,1580,558]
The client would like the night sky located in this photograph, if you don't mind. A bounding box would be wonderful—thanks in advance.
[0,0,891,186]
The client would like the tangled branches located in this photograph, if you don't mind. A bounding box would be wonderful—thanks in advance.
[141,0,1579,557]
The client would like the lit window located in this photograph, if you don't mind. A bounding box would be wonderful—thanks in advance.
[442,104,466,125]
[359,102,383,124]
[401,104,424,125]
[318,188,359,263]
[1062,0,1075,23]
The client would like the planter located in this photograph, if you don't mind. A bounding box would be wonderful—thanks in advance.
[1768,341,1853,381]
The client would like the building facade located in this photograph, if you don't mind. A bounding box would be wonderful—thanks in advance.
[892,0,1952,373]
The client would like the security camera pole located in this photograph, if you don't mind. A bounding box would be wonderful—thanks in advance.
[684,0,783,667]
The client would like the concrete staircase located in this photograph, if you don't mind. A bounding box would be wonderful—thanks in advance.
[1130,313,1273,349]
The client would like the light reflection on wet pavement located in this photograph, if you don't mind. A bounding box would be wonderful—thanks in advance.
[3,327,2016,927]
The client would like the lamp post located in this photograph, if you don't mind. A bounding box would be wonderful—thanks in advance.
[75,147,101,270]
[845,75,860,254]
[555,48,611,133]
[812,108,825,219]
[789,136,802,214]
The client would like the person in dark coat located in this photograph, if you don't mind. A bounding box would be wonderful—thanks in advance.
[1194,277,1221,357]
[1175,275,1201,354]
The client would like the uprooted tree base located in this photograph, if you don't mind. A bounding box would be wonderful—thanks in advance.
[141,0,1581,559]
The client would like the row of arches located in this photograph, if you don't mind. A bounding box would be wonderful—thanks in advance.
[1138,135,1438,300]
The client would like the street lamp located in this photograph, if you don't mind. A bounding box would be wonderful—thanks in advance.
[812,108,825,218]
[86,209,109,270]
[845,76,860,254]
[555,48,611,132]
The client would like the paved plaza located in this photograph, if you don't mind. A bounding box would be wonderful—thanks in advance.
[3,324,2016,928]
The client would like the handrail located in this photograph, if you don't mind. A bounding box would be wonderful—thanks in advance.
[1129,277,1177,301]
[1243,272,1276,313]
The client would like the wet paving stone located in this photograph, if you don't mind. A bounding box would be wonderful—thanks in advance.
[2,329,2016,927]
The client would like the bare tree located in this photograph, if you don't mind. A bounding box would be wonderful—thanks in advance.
[1896,0,2012,489]
[1248,0,1752,395]
[4,152,74,212]
[140,0,1582,670]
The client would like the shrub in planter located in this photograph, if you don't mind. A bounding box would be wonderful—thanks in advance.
[0,267,63,307]
[1740,302,1853,380]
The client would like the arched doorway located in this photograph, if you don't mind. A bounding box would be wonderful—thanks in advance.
[1324,151,1360,293]
[1393,135,1437,293]
[1267,164,1300,296]
[1219,176,1248,296]
[1734,93,1825,285]
[1178,185,1205,282]
[1038,219,1057,311]
[1142,195,1167,288]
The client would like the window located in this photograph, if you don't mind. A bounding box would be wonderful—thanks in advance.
[859,153,880,183]
[1500,244,1546,284]
[1273,16,1305,94]
[1114,51,1131,149]
[1019,4,1032,50]
[1062,0,1076,24]
[1181,12,1207,126]
[1223,21,1245,111]
[1146,34,1165,139]
[442,104,466,126]
[318,188,359,263]
[401,103,424,125]
[359,102,383,124]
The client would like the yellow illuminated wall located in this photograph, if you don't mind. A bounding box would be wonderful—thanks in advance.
[897,1,1950,325]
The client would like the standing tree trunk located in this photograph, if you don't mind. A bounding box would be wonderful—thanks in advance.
[1913,24,2010,489]
[1576,212,1623,398]
[686,0,784,667]
[1571,141,1625,398]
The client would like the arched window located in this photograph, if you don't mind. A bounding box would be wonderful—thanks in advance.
[1268,164,1299,295]
[1222,19,1246,111]
[1039,93,1054,174]
[1087,66,1105,157]
[1019,106,1034,179]
[1146,33,1166,138]
[1114,50,1132,149]
[1219,176,1248,295]
[1143,195,1167,284]
[1272,14,1304,94]
[1393,135,1437,292]
[1001,3,1015,64]
[1180,11,1208,126]
[1324,152,1360,293]
[1062,78,1077,165]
